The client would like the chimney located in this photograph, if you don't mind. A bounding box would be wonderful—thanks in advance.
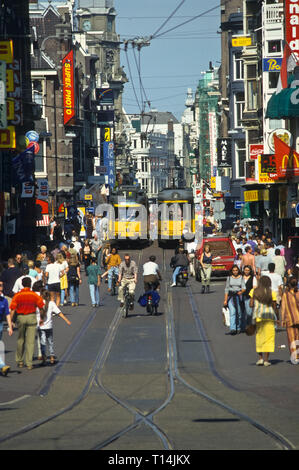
[168,120,174,132]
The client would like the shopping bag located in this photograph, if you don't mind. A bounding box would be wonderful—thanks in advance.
[222,307,230,327]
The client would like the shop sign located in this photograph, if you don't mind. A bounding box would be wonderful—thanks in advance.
[104,127,111,142]
[103,141,115,188]
[274,135,299,178]
[245,161,258,183]
[244,189,269,203]
[95,88,114,105]
[232,36,252,47]
[217,138,232,168]
[263,58,283,72]
[285,0,299,60]
[0,125,16,148]
[25,130,39,143]
[6,60,22,126]
[21,182,34,198]
[268,129,292,152]
[36,179,48,200]
[0,41,13,64]
[249,144,264,161]
[258,155,280,183]
[210,177,216,189]
[62,50,75,125]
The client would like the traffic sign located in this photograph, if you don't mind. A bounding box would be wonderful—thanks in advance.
[235,201,245,210]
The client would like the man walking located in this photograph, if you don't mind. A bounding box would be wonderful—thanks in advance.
[10,277,45,370]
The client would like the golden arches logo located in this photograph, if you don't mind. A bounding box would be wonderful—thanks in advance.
[282,153,299,169]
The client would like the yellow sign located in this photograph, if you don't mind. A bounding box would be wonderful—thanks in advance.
[258,155,277,184]
[104,127,111,142]
[6,69,14,92]
[244,189,269,203]
[0,125,16,148]
[211,177,216,189]
[84,194,92,200]
[6,99,14,120]
[232,37,252,47]
[0,41,13,64]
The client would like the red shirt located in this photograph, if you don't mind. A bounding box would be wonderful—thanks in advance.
[10,288,44,314]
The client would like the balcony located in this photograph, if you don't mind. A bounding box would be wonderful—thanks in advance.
[264,4,283,25]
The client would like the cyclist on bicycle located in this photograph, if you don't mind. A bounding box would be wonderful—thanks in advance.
[143,255,162,292]
[106,247,121,293]
[118,254,138,308]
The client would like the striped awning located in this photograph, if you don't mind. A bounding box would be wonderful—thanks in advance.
[36,214,50,227]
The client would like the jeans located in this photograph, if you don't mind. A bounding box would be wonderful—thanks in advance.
[69,284,79,304]
[108,267,119,289]
[0,322,6,368]
[172,266,182,284]
[89,284,100,306]
[228,295,244,332]
[39,328,55,357]
[244,297,252,325]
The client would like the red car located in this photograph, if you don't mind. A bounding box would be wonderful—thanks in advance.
[195,237,236,280]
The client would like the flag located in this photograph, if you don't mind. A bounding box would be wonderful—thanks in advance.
[274,134,299,178]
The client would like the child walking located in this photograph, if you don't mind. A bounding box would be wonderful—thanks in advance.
[37,289,71,365]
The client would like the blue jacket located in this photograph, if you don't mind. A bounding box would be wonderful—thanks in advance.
[0,295,9,322]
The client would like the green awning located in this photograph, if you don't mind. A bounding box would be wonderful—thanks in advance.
[266,76,299,119]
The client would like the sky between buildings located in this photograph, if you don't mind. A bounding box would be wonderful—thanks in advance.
[115,0,221,120]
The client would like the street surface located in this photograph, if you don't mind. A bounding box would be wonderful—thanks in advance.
[0,242,298,451]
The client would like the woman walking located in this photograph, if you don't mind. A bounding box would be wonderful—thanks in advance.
[242,265,257,325]
[280,277,299,365]
[67,258,81,307]
[223,265,245,335]
[199,244,213,293]
[45,255,65,307]
[83,239,91,273]
[56,252,69,307]
[86,257,101,307]
[249,276,279,367]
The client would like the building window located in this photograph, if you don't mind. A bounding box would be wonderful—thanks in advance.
[269,72,279,89]
[235,140,246,178]
[234,53,244,81]
[235,92,245,127]
[268,40,281,54]
[269,119,283,130]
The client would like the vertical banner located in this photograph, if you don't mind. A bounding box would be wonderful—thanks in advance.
[285,0,299,60]
[103,141,115,189]
[217,138,232,168]
[62,50,75,125]
[0,61,7,129]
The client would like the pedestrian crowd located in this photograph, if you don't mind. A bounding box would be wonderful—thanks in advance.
[223,220,299,367]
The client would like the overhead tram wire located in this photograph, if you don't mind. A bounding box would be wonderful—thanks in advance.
[124,46,142,114]
[150,0,187,40]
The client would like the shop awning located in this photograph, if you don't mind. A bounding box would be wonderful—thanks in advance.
[266,76,299,119]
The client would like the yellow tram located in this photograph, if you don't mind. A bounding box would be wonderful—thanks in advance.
[109,186,149,240]
[157,188,195,243]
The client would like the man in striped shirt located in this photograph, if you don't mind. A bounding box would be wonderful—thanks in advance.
[10,277,45,370]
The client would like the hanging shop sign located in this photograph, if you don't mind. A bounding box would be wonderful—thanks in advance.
[274,135,299,178]
[95,88,114,105]
[260,154,279,179]
[0,40,13,64]
[0,125,15,149]
[62,50,75,125]
[217,138,232,168]
[285,0,299,60]
[268,128,292,152]
[244,189,269,203]
[263,58,283,72]
[36,179,48,200]
[25,130,39,143]
[232,36,252,47]
[258,155,279,184]
[103,141,115,188]
[21,182,34,198]
[249,144,264,161]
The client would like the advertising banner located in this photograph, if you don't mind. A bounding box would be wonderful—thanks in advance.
[249,144,264,161]
[96,88,114,105]
[217,138,232,168]
[274,135,299,178]
[62,50,75,125]
[258,155,278,184]
[12,146,34,182]
[285,0,299,60]
[103,141,115,188]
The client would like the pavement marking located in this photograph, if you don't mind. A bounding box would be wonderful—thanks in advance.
[0,395,31,406]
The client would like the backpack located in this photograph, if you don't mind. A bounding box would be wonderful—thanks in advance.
[69,249,78,266]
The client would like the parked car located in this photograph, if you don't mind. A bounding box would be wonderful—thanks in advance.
[195,236,236,281]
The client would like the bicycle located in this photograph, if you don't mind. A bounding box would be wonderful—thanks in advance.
[122,284,134,318]
[111,270,118,296]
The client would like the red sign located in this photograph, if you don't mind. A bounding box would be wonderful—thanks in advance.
[249,144,264,161]
[285,0,299,61]
[274,135,299,178]
[62,50,75,125]
[27,141,40,154]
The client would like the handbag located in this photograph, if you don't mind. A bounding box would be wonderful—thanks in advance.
[222,307,230,327]
[245,324,256,336]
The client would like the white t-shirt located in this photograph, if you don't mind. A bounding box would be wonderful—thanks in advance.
[46,263,64,285]
[143,262,160,276]
[264,271,283,293]
[73,241,82,254]
[13,275,37,294]
[37,301,61,330]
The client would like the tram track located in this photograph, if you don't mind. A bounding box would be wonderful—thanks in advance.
[0,245,296,449]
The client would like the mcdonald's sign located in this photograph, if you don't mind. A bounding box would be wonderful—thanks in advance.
[274,135,299,178]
